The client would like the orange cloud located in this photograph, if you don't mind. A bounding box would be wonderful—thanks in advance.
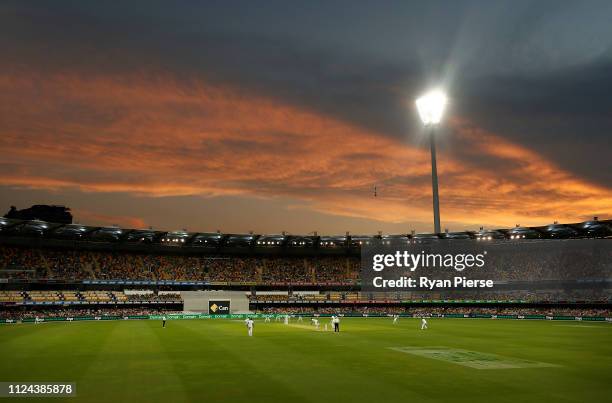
[0,70,610,230]
[74,210,146,229]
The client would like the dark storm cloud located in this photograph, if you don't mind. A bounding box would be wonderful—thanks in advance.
[457,57,612,184]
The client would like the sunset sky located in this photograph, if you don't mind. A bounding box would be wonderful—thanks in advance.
[1,0,611,234]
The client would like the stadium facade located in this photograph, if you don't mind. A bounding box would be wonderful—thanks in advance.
[0,216,610,323]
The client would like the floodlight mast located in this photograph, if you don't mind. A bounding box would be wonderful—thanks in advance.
[416,90,447,234]
[428,125,441,234]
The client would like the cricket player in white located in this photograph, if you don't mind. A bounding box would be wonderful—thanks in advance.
[393,314,399,324]
[312,318,319,330]
[421,317,428,330]
[284,315,289,325]
[264,316,271,323]
[246,318,254,336]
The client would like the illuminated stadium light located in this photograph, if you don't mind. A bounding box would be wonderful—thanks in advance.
[416,89,447,234]
[416,90,447,126]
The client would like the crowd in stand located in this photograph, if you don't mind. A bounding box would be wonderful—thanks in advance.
[125,293,181,301]
[0,246,358,283]
[256,306,611,317]
[0,290,183,303]
[0,307,180,321]
[249,289,610,303]
[0,245,609,309]
[1,244,609,284]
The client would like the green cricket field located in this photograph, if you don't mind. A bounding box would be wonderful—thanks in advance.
[0,318,610,402]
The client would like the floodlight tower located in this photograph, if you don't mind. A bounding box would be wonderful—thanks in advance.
[416,90,447,234]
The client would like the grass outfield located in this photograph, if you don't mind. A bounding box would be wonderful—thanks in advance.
[0,318,610,403]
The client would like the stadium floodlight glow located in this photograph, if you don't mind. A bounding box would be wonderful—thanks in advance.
[416,90,447,126]
[416,89,447,234]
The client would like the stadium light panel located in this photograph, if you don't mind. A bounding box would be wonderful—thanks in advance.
[416,90,447,125]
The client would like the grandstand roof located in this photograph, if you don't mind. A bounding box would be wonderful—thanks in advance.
[0,217,610,253]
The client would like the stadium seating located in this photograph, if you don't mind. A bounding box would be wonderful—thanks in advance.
[0,291,23,302]
[0,246,360,283]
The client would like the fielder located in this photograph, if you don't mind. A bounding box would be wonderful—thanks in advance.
[312,318,320,330]
[162,315,167,328]
[421,317,428,330]
[393,314,399,324]
[246,318,254,336]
